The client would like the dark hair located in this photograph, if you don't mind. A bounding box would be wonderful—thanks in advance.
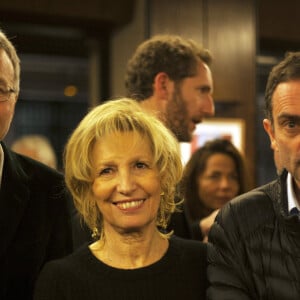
[180,138,247,220]
[265,52,300,123]
[125,34,212,100]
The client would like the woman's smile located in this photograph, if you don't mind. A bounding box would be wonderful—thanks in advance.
[113,199,146,211]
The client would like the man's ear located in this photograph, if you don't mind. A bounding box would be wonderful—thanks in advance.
[263,118,278,151]
[153,72,171,99]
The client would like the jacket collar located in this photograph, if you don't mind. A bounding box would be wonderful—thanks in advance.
[0,143,3,186]
[0,141,30,257]
[265,169,300,230]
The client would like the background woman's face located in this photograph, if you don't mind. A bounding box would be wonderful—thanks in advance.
[197,153,239,211]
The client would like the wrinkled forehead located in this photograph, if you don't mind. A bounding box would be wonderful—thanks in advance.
[95,129,152,149]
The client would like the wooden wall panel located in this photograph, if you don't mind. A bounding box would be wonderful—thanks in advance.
[150,0,205,45]
[206,0,256,187]
[0,0,135,29]
[207,0,256,101]
[259,0,300,43]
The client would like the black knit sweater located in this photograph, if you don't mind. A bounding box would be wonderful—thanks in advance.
[34,236,208,300]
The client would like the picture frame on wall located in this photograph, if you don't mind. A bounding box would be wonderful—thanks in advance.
[180,118,245,165]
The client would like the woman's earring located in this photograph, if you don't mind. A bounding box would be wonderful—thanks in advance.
[91,227,99,240]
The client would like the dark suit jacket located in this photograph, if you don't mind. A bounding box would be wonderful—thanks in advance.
[0,142,73,300]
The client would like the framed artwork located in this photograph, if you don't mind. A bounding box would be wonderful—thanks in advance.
[180,118,245,165]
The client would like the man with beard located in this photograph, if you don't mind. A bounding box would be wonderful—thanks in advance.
[207,52,300,299]
[125,35,214,142]
[72,35,215,247]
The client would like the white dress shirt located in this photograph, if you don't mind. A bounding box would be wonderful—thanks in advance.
[0,143,3,187]
[287,172,300,214]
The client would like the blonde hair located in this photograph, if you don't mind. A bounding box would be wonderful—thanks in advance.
[64,98,183,239]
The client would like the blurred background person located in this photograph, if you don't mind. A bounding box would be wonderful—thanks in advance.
[125,34,214,142]
[34,98,208,300]
[175,139,248,242]
[11,134,57,169]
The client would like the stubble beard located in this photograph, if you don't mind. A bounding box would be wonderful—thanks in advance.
[165,87,191,142]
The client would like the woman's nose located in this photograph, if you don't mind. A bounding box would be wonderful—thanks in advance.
[219,177,231,188]
[116,171,136,195]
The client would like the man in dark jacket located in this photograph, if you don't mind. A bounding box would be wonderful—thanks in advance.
[0,28,73,299]
[207,52,300,299]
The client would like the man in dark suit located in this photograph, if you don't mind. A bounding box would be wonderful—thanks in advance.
[0,28,73,299]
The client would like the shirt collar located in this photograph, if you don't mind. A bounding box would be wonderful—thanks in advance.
[0,143,3,187]
[287,172,300,213]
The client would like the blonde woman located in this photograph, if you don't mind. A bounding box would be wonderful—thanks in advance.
[34,98,208,300]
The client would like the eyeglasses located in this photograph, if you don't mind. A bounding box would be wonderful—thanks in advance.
[0,87,16,102]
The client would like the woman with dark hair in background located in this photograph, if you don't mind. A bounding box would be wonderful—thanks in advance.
[178,138,248,242]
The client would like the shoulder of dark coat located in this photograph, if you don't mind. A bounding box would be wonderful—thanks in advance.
[214,178,281,238]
